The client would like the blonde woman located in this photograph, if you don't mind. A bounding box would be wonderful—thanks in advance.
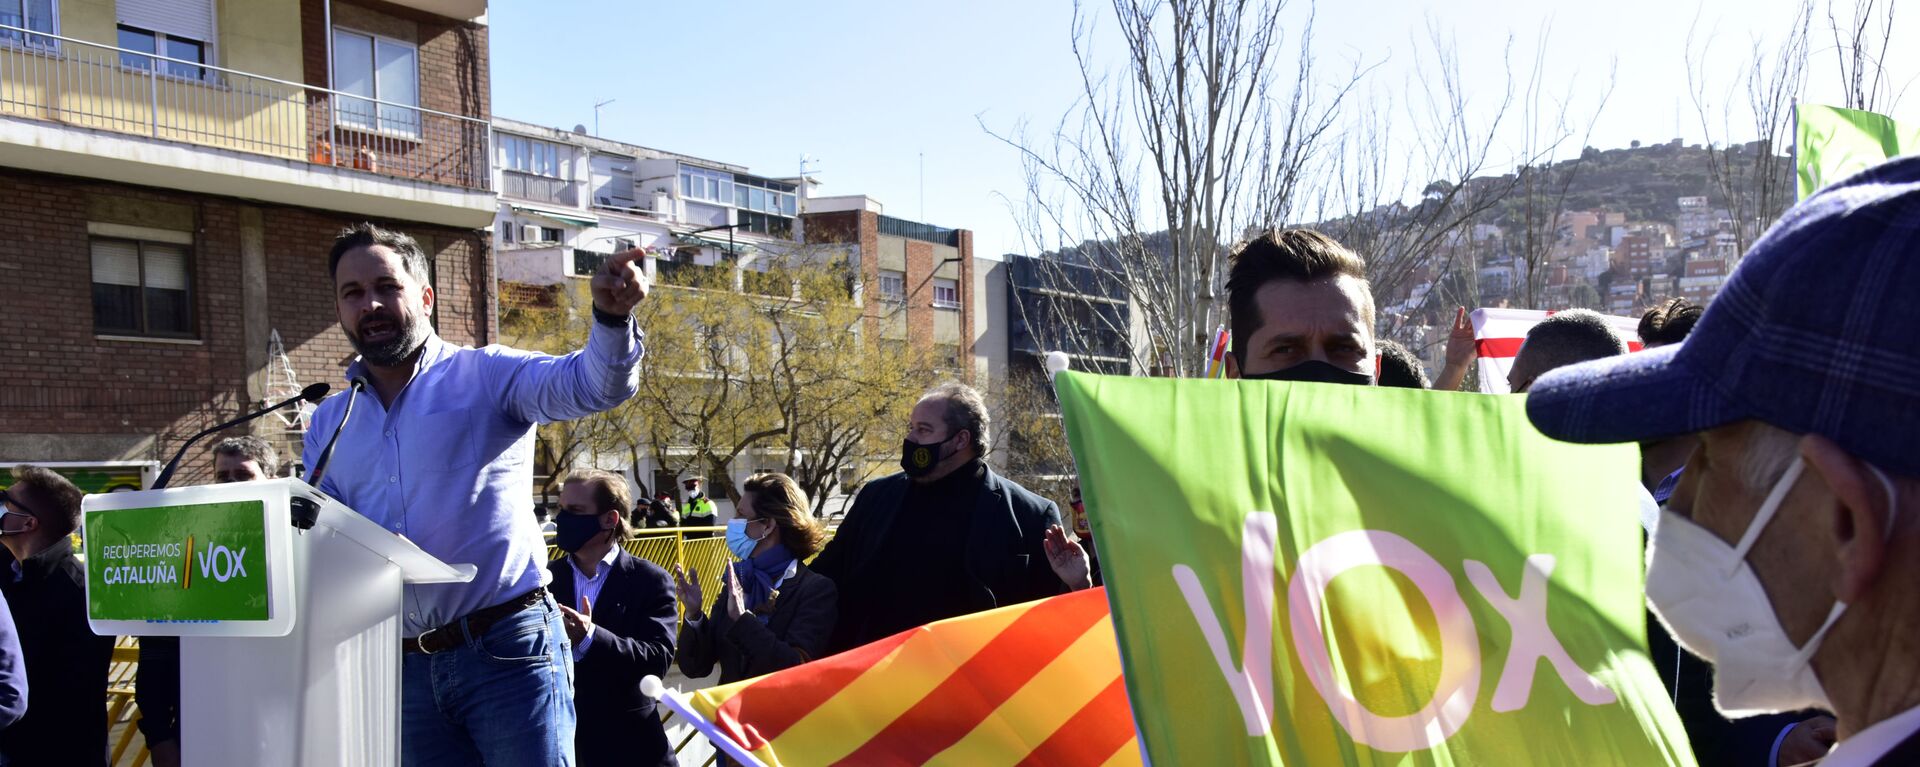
[674,473,838,683]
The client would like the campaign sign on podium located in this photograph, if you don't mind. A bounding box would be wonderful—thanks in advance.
[82,478,474,766]
[85,484,298,637]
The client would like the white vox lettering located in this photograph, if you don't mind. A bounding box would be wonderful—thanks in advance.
[1288,530,1482,752]
[1175,523,1621,750]
[1172,512,1278,736]
[196,544,248,583]
[1462,555,1617,711]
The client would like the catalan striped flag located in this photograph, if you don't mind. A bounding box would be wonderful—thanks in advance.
[667,587,1141,767]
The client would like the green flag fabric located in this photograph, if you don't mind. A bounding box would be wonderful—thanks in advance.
[1055,373,1695,766]
[1797,104,1919,198]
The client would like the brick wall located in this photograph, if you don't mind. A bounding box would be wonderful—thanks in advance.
[0,168,489,485]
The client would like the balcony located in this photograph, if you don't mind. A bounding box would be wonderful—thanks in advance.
[0,24,493,226]
[503,170,577,207]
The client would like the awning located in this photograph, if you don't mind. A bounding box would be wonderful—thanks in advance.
[510,204,599,228]
[673,233,754,256]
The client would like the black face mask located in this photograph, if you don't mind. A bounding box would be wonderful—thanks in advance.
[900,436,952,478]
[1241,359,1374,386]
[553,513,605,553]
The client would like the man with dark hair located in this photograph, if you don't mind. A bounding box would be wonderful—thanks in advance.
[307,222,649,765]
[812,381,1064,653]
[1638,298,1704,349]
[0,466,112,766]
[1505,309,1628,393]
[1374,339,1431,389]
[1525,157,1920,767]
[548,470,676,767]
[211,435,278,483]
[1223,229,1376,384]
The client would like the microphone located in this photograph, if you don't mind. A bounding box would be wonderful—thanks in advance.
[304,376,367,494]
[152,382,330,490]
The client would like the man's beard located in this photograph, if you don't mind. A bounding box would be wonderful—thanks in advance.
[348,310,428,368]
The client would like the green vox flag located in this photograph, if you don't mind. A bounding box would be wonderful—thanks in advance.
[1797,104,1919,198]
[1055,374,1695,766]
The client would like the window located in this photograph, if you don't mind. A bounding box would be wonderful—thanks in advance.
[735,210,792,238]
[116,25,206,79]
[680,167,733,205]
[92,238,195,338]
[498,134,568,179]
[730,177,798,215]
[332,28,419,137]
[878,270,906,303]
[933,278,960,309]
[116,0,213,75]
[0,0,57,46]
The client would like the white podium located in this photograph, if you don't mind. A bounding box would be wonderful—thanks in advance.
[82,478,476,767]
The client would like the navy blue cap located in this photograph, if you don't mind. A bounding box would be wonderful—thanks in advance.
[1526,155,1920,477]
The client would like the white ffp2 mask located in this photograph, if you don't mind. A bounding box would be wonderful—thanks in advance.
[1646,456,1899,716]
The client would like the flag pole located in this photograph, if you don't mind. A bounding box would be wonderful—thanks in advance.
[1791,99,1802,202]
[642,676,773,767]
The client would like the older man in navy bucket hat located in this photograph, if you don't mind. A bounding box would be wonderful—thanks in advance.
[1526,156,1920,767]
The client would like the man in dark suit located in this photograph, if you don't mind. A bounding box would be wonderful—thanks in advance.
[548,469,678,767]
[0,465,113,767]
[812,382,1065,654]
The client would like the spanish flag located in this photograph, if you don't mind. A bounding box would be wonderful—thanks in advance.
[659,587,1141,766]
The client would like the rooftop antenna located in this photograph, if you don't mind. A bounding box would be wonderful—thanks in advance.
[919,151,925,221]
[594,98,616,136]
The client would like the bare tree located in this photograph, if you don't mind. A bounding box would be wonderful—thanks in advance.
[988,0,1364,376]
[1686,1,1810,258]
[1827,0,1903,113]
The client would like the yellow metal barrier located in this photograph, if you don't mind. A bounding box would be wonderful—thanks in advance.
[547,527,731,624]
[546,526,835,625]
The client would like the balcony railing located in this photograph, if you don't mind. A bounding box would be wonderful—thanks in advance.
[503,170,577,206]
[0,24,489,190]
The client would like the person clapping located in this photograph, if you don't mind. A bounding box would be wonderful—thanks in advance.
[675,474,836,685]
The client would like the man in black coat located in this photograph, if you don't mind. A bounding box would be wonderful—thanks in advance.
[812,382,1066,654]
[548,470,678,767]
[0,466,113,767]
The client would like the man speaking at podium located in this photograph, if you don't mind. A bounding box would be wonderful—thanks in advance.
[304,223,647,766]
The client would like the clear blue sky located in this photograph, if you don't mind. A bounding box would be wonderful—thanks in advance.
[489,1,1916,259]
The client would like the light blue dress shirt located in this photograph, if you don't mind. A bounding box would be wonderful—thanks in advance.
[304,322,642,637]
[565,547,619,660]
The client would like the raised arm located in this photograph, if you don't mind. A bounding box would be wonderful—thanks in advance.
[493,249,651,424]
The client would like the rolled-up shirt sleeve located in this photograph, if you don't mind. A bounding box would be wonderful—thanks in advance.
[493,318,645,424]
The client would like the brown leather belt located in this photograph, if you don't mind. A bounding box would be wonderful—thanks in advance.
[402,587,548,655]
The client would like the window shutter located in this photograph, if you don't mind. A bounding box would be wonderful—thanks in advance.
[91,240,141,286]
[117,0,214,45]
[143,244,190,290]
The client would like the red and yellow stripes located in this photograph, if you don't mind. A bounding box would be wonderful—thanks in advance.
[686,588,1141,767]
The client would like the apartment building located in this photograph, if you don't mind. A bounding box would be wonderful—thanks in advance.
[803,197,976,374]
[0,0,494,487]
[489,116,809,291]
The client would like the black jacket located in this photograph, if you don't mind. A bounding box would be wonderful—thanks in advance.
[677,563,837,685]
[548,549,678,767]
[0,539,112,767]
[811,466,1064,653]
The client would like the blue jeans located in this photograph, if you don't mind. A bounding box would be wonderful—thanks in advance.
[401,595,577,767]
